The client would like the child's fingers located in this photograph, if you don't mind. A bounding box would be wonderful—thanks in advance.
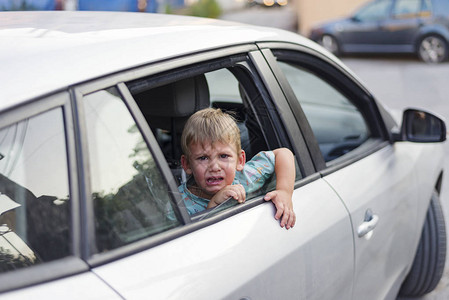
[264,191,284,220]
[228,184,246,203]
[236,184,245,202]
[263,191,276,202]
[282,208,296,229]
[265,191,296,229]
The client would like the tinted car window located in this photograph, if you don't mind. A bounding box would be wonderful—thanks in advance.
[355,0,392,21]
[393,0,421,16]
[83,87,180,253]
[422,0,432,12]
[277,61,370,162]
[0,108,71,272]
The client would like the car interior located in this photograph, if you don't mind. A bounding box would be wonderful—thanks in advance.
[131,69,270,187]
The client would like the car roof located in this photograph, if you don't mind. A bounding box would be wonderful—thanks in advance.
[0,11,329,111]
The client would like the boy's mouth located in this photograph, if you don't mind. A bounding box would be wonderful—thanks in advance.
[206,176,224,186]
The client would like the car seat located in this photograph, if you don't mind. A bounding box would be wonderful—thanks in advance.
[134,75,210,183]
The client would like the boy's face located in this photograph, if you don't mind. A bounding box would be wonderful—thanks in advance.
[181,141,245,199]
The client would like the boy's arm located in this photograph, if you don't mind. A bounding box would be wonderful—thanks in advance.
[264,148,296,229]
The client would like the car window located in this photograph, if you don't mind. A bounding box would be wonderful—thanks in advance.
[393,0,421,17]
[354,0,392,21]
[277,61,370,162]
[206,68,277,169]
[83,87,181,253]
[422,0,432,12]
[129,60,302,217]
[0,108,71,272]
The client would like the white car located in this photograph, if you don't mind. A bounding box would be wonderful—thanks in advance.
[0,11,446,300]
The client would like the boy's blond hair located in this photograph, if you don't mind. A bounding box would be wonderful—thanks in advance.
[181,108,241,157]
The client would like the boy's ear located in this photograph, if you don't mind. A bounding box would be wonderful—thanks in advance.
[181,155,192,175]
[236,149,245,171]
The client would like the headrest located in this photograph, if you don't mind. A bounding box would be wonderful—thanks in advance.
[136,74,210,120]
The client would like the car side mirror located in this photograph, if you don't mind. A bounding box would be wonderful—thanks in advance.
[397,109,446,142]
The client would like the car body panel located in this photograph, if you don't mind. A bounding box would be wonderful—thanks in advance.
[1,271,122,299]
[324,142,444,299]
[92,180,354,299]
[0,11,318,110]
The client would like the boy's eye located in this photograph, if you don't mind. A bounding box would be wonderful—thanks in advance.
[220,154,230,159]
[198,156,208,161]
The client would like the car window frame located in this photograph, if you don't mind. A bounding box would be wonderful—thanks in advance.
[0,92,88,293]
[124,50,312,220]
[69,44,313,266]
[392,0,422,18]
[257,42,391,174]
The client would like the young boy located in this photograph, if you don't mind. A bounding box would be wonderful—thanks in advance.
[179,108,296,229]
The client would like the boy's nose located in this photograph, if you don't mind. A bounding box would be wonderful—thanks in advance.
[208,158,221,171]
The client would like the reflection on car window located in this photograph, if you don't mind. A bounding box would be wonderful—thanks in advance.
[355,0,391,21]
[83,88,180,253]
[0,108,70,273]
[393,0,421,17]
[422,0,432,12]
[278,61,370,162]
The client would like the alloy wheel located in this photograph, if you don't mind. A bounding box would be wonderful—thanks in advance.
[419,36,448,63]
[320,34,339,55]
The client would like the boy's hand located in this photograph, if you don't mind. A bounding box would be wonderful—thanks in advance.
[208,184,246,209]
[264,189,296,229]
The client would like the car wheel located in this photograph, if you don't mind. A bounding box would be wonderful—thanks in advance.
[399,190,446,297]
[319,34,340,55]
[418,35,448,63]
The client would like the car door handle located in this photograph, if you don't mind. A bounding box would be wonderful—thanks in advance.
[357,210,379,238]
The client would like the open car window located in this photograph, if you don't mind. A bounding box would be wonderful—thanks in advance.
[128,57,302,220]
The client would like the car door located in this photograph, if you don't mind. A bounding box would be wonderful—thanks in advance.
[264,45,422,300]
[340,0,394,51]
[380,0,424,49]
[75,46,355,299]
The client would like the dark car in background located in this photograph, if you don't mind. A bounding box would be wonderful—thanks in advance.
[247,0,288,7]
[309,0,449,63]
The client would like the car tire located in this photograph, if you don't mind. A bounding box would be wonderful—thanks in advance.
[319,34,340,55]
[399,190,446,297]
[418,35,448,63]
